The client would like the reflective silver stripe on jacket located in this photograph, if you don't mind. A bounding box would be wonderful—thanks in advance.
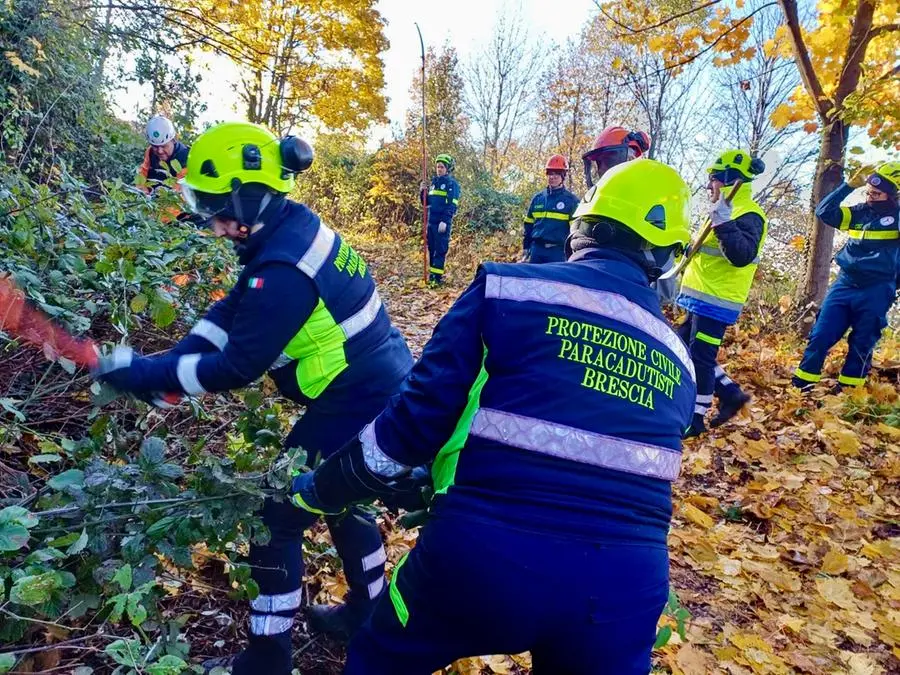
[296,224,336,277]
[470,407,682,481]
[176,353,206,395]
[678,286,744,312]
[189,318,228,351]
[340,290,383,339]
[698,245,760,265]
[484,274,694,382]
[359,421,408,478]
[270,227,381,372]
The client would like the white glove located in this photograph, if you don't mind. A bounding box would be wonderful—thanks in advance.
[438,221,448,234]
[709,196,733,227]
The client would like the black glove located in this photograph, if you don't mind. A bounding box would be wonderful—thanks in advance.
[290,435,410,514]
[380,465,433,513]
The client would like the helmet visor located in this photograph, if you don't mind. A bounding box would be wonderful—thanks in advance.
[179,182,224,222]
[583,147,629,188]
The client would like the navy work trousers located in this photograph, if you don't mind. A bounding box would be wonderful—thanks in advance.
[528,242,566,264]
[427,220,452,279]
[797,275,896,386]
[344,515,669,675]
[233,398,392,675]
[677,313,743,423]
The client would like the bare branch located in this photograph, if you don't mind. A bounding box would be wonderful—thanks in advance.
[599,0,722,37]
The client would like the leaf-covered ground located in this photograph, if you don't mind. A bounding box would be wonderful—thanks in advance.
[2,226,898,674]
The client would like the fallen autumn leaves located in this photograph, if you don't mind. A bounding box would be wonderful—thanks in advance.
[354,234,900,675]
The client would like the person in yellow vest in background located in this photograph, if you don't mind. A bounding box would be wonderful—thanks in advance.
[676,150,767,437]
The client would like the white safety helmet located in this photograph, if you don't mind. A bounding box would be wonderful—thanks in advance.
[146,115,177,147]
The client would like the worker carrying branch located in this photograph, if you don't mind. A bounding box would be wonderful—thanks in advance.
[793,162,900,392]
[290,158,696,674]
[92,122,414,674]
[676,149,768,438]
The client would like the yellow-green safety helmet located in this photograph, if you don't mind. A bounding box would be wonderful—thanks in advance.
[434,153,454,171]
[573,158,691,248]
[707,149,765,182]
[182,122,297,196]
[869,161,900,196]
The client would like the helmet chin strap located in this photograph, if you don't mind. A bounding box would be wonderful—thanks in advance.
[230,184,275,238]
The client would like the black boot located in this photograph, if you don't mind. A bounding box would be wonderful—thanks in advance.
[683,414,706,439]
[791,375,815,392]
[710,390,751,428]
[306,599,374,643]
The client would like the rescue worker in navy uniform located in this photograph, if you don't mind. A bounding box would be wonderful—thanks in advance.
[793,162,900,391]
[521,154,579,263]
[92,122,414,673]
[677,150,768,437]
[421,153,461,285]
[136,115,190,190]
[290,159,697,674]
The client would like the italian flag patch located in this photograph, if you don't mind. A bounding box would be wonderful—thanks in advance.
[248,277,264,289]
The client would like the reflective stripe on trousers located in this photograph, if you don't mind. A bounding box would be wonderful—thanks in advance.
[483,274,695,383]
[469,407,681,481]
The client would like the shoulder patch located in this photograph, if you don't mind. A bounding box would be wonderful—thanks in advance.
[248,277,264,289]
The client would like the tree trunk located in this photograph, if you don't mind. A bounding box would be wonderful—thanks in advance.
[797,120,845,320]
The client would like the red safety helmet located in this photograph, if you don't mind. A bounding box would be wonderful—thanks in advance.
[545,154,569,173]
[582,126,651,187]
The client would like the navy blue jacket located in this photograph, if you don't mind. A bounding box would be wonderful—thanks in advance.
[523,185,580,250]
[358,249,696,545]
[816,183,900,287]
[424,175,460,225]
[715,212,765,267]
[120,201,412,411]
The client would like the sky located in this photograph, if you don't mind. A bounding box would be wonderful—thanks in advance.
[112,0,598,140]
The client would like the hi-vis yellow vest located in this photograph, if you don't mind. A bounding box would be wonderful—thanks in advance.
[680,184,767,319]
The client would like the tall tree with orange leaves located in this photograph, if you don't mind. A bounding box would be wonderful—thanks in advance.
[597,0,899,313]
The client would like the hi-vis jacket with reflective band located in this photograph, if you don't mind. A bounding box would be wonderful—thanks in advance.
[815,183,900,288]
[136,141,190,189]
[523,185,579,249]
[119,202,412,409]
[358,249,696,545]
[425,175,460,224]
[678,184,768,325]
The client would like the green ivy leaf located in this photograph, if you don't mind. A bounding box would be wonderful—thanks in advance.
[104,638,142,666]
[140,437,166,465]
[653,625,672,649]
[126,592,148,626]
[0,653,16,674]
[147,655,187,675]
[150,296,176,328]
[0,506,39,529]
[112,563,132,591]
[130,293,148,313]
[107,594,127,623]
[67,528,89,555]
[146,516,177,539]
[48,469,85,491]
[0,522,29,551]
[9,571,64,606]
